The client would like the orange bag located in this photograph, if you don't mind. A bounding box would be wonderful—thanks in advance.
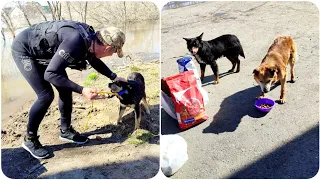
[165,70,208,130]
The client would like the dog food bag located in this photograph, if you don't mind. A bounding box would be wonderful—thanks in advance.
[165,70,208,130]
[177,56,209,106]
[177,56,202,86]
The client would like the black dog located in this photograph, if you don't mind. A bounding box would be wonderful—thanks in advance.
[108,72,150,130]
[183,33,245,84]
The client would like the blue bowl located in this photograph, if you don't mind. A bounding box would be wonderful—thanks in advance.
[254,98,275,113]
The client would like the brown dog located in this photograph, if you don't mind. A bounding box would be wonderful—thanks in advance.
[253,36,297,104]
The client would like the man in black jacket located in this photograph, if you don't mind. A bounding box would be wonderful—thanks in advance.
[11,20,126,159]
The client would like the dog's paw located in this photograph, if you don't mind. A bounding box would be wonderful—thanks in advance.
[146,109,151,115]
[289,79,296,83]
[278,99,286,104]
[256,95,265,99]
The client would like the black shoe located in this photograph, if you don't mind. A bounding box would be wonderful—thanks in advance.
[59,126,88,144]
[22,136,50,159]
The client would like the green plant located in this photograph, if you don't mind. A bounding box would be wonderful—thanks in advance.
[127,129,154,145]
[150,70,158,77]
[130,65,141,72]
[87,72,99,81]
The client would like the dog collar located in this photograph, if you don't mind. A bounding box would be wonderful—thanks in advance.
[117,89,128,96]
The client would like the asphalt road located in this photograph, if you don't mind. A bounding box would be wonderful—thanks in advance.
[161,1,319,179]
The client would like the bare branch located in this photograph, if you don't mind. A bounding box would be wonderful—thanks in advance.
[90,16,103,25]
[1,29,5,41]
[1,13,15,38]
[123,2,126,31]
[53,2,57,18]
[47,1,56,20]
[58,2,62,20]
[17,2,32,26]
[33,2,47,21]
[84,2,88,23]
[66,2,72,20]
[53,2,58,19]
[2,8,14,30]
[70,3,81,14]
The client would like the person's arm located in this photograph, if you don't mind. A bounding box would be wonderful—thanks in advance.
[88,57,117,80]
[44,55,83,93]
[44,29,85,94]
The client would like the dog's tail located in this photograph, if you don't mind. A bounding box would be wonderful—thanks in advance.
[236,38,245,58]
[236,44,245,59]
[239,46,245,59]
[286,36,297,82]
[289,36,297,64]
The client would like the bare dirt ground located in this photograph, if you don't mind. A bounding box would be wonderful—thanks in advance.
[1,60,160,178]
[161,1,319,179]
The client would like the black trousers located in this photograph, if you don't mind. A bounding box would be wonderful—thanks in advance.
[11,29,72,137]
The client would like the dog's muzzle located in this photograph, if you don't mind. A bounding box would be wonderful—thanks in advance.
[192,47,198,54]
[263,88,270,93]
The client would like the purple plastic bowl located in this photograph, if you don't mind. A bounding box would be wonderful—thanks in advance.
[254,98,275,113]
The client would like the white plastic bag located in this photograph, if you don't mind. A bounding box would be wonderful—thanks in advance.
[177,56,209,106]
[161,135,188,176]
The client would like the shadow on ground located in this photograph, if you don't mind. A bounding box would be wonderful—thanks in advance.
[202,72,234,86]
[203,86,268,134]
[161,109,181,135]
[85,104,159,137]
[1,148,48,178]
[39,155,159,179]
[227,124,319,179]
[1,148,159,179]
[1,104,160,179]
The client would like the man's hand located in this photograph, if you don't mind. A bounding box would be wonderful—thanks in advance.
[114,76,126,82]
[82,87,98,100]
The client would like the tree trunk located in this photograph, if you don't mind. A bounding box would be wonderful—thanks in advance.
[47,1,56,20]
[66,2,72,20]
[1,29,6,42]
[58,2,62,20]
[17,2,32,26]
[1,13,15,38]
[33,2,47,21]
[123,2,126,32]
[52,2,57,19]
[84,2,88,23]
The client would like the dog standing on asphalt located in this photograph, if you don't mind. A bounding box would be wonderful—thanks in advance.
[253,35,297,104]
[183,33,245,84]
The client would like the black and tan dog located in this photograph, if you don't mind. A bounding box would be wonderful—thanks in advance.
[108,72,150,130]
[183,33,245,84]
[253,35,297,104]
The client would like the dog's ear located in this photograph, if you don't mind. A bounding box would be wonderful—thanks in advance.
[253,69,257,74]
[253,68,259,76]
[183,37,190,42]
[198,33,204,40]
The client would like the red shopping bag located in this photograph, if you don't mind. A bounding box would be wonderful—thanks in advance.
[165,70,208,130]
